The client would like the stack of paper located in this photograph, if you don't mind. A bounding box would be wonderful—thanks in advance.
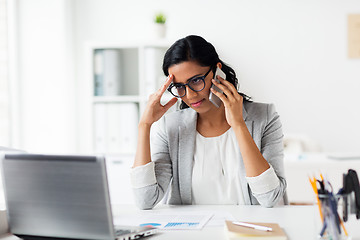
[224,221,287,240]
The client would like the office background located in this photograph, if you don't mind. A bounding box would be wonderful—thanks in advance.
[1,0,360,205]
[3,0,359,154]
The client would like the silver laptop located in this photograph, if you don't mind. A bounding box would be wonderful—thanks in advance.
[0,153,157,240]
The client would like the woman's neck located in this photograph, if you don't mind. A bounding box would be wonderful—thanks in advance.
[196,105,230,137]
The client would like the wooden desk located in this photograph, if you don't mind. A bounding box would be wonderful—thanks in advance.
[1,204,359,240]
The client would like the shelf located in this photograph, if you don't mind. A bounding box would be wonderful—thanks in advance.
[93,95,141,103]
[87,41,170,156]
[86,39,172,49]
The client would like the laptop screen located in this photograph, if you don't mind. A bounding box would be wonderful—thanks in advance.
[1,154,115,240]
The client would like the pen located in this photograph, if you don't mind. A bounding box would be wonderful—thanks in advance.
[232,222,273,232]
[308,176,324,221]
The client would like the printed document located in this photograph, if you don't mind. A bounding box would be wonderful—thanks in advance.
[114,211,213,230]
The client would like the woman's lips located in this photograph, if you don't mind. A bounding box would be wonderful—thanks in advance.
[191,99,204,107]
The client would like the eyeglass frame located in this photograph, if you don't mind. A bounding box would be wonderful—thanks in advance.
[167,67,214,98]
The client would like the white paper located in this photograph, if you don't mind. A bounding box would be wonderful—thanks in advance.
[206,211,236,227]
[114,211,213,230]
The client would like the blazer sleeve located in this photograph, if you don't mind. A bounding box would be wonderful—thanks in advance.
[132,116,173,210]
[249,103,287,207]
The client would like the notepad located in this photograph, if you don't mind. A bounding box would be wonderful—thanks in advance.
[224,221,287,240]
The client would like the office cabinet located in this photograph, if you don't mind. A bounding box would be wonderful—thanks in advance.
[84,41,178,204]
[86,41,174,156]
[105,155,134,205]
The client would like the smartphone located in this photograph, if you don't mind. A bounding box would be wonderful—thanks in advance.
[209,67,226,108]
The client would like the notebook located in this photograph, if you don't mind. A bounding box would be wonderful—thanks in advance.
[0,153,157,240]
[224,221,287,240]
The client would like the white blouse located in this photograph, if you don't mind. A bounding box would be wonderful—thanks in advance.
[192,128,245,204]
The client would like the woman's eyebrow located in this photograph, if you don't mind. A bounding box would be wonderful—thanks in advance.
[186,74,202,82]
[173,73,203,84]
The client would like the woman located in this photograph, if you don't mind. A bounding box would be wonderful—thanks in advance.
[131,35,287,209]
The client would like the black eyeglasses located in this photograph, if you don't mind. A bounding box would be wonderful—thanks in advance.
[167,67,213,98]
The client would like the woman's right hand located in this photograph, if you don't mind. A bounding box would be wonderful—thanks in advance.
[139,74,178,126]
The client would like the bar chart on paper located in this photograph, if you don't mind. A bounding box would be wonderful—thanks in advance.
[164,221,199,229]
[115,212,213,230]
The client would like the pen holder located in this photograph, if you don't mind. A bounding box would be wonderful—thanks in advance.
[317,193,351,240]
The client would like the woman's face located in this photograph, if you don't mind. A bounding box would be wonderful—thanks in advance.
[168,61,218,114]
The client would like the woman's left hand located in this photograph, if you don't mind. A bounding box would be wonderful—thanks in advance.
[210,76,245,128]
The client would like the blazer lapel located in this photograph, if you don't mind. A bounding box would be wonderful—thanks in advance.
[178,110,197,204]
[243,105,253,136]
[241,103,255,205]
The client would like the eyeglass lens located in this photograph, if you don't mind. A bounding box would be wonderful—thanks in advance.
[171,78,205,97]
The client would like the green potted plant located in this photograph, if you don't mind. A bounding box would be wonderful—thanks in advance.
[155,13,166,24]
[153,13,166,39]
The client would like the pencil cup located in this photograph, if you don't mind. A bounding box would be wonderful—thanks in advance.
[317,193,351,240]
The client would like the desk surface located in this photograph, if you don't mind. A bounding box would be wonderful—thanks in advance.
[1,204,359,240]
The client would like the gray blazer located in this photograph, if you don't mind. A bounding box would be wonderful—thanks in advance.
[133,101,287,209]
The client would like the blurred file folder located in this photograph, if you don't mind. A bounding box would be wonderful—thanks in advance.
[94,49,122,96]
[144,47,166,98]
[94,103,138,154]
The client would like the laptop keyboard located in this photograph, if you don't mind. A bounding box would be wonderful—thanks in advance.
[115,229,132,236]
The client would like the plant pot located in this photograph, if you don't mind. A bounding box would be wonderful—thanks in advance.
[153,23,166,39]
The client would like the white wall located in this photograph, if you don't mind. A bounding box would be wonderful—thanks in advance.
[15,0,76,153]
[0,0,10,147]
[73,0,360,153]
[14,0,360,153]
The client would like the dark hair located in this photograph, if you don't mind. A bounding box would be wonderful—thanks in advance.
[162,35,250,109]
